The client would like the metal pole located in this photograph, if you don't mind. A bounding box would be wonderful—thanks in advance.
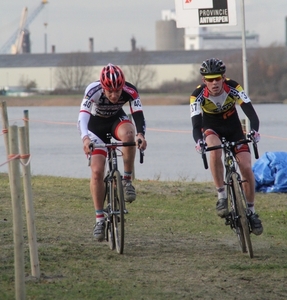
[44,23,48,54]
[240,0,250,132]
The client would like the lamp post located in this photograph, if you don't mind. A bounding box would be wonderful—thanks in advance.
[44,22,48,53]
[240,0,250,132]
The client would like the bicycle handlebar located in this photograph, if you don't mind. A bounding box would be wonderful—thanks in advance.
[89,141,137,148]
[88,139,144,166]
[201,130,259,170]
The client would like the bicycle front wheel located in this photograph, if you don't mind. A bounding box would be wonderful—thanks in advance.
[105,179,115,250]
[232,173,253,258]
[112,170,125,254]
[227,177,246,253]
[106,214,115,250]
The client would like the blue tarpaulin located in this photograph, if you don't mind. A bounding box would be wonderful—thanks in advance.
[252,152,287,193]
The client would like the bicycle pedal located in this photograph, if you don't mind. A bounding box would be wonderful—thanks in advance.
[103,208,109,218]
[224,214,232,226]
[225,219,231,226]
[116,217,126,223]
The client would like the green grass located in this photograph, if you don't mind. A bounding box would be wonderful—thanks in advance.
[0,173,287,299]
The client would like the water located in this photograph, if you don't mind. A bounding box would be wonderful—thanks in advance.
[0,104,286,181]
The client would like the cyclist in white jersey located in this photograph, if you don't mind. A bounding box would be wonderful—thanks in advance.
[77,63,147,241]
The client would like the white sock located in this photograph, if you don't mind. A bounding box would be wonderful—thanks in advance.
[217,186,226,199]
[247,202,255,214]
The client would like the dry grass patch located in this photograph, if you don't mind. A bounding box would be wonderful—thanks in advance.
[0,173,287,299]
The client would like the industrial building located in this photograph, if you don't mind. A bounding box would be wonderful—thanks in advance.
[0,47,273,92]
[0,5,285,92]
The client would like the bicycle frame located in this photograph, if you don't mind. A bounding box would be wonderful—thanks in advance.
[88,136,144,254]
[201,132,259,258]
[222,139,252,256]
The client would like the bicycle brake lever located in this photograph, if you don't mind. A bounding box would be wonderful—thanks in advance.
[136,139,144,163]
[139,149,144,164]
[88,142,94,167]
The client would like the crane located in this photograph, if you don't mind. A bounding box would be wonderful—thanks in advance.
[0,0,48,54]
[11,7,28,54]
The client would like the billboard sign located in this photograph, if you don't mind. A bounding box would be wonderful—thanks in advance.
[175,0,237,28]
[182,0,213,10]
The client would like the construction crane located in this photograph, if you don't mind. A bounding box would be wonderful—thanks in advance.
[0,0,48,54]
[11,7,28,54]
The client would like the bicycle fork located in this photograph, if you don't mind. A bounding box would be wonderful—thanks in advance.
[224,177,252,233]
[224,179,240,229]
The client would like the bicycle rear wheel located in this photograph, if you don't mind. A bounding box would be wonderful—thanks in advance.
[232,173,253,258]
[112,170,125,254]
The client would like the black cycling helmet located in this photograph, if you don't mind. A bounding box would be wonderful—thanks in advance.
[200,58,226,77]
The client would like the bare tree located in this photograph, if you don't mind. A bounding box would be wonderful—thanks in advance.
[55,52,95,91]
[214,46,287,102]
[248,46,287,100]
[124,48,156,90]
[19,75,37,91]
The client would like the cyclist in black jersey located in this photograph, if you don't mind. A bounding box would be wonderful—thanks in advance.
[190,58,263,236]
[77,63,147,241]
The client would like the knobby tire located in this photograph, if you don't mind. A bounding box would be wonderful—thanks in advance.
[227,176,247,253]
[113,170,125,254]
[232,173,254,258]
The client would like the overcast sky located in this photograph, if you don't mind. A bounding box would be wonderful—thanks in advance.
[0,0,286,54]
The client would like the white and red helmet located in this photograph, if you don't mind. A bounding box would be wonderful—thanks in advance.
[100,63,125,91]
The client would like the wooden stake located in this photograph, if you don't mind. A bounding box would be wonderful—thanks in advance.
[9,125,26,300]
[19,126,40,278]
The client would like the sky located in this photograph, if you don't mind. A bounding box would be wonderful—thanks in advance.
[0,0,286,54]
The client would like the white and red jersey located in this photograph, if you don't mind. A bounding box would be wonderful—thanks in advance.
[78,80,146,139]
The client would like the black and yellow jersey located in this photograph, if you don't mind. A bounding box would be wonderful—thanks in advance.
[190,78,259,143]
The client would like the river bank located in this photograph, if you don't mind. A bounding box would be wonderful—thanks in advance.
[0,94,189,107]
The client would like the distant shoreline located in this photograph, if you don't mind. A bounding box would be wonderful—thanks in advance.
[0,94,189,107]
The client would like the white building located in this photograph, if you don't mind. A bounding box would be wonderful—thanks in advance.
[0,49,256,91]
[184,27,259,50]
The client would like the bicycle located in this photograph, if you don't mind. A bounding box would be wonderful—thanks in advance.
[200,131,259,258]
[88,134,144,254]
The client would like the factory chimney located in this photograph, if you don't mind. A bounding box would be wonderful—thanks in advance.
[89,38,94,52]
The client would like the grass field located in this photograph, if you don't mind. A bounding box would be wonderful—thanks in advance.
[0,173,287,299]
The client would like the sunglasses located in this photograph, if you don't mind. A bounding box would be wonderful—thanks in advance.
[204,76,222,82]
[105,89,122,93]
